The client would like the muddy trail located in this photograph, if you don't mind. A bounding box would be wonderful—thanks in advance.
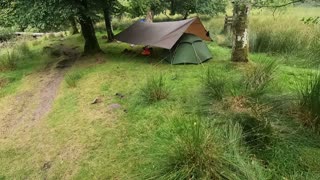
[0,44,80,139]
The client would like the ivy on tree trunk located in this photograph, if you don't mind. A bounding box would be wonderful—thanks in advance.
[231,1,249,62]
[103,8,114,42]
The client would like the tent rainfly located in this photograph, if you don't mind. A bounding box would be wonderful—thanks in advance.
[114,17,212,49]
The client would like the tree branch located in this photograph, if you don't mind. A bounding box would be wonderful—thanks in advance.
[252,0,304,8]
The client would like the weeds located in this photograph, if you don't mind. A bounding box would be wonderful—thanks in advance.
[244,60,278,97]
[202,69,226,101]
[0,51,18,71]
[298,73,320,132]
[140,75,169,103]
[65,71,84,88]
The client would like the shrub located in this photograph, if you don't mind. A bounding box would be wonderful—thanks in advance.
[65,71,83,88]
[244,60,278,97]
[202,69,226,101]
[233,113,272,155]
[0,27,14,42]
[298,73,320,132]
[140,75,169,103]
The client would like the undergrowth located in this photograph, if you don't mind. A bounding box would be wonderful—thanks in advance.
[65,71,84,88]
[140,75,170,104]
[298,72,320,132]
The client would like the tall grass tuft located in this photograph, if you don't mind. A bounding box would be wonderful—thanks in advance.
[140,75,169,103]
[244,60,278,97]
[0,51,18,71]
[65,71,84,88]
[202,69,226,101]
[149,116,267,179]
[298,73,320,132]
[249,12,320,62]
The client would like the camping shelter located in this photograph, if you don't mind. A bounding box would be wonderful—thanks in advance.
[168,33,212,64]
[114,17,213,64]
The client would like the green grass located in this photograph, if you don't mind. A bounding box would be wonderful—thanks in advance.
[65,71,84,88]
[0,7,320,180]
[299,72,320,132]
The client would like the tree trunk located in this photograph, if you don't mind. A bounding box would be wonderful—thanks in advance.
[69,16,79,35]
[183,11,189,20]
[103,8,114,42]
[231,1,250,62]
[146,9,153,23]
[78,13,102,55]
[170,0,176,15]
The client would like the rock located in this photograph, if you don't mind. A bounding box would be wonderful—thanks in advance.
[91,97,102,104]
[108,103,122,110]
[101,35,108,39]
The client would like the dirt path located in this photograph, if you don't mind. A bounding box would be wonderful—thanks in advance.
[0,45,80,138]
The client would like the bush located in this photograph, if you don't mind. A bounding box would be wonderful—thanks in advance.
[65,71,84,88]
[233,113,272,154]
[298,73,320,132]
[202,69,226,101]
[0,27,14,42]
[244,60,278,97]
[140,75,169,103]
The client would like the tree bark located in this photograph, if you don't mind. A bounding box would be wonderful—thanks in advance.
[77,0,101,55]
[231,1,250,62]
[69,16,79,35]
[103,8,114,42]
[78,13,102,55]
[170,0,176,15]
[146,9,153,23]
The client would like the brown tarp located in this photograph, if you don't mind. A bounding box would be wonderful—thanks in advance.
[114,17,211,49]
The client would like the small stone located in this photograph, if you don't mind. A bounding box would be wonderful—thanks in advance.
[91,98,102,104]
[108,103,122,110]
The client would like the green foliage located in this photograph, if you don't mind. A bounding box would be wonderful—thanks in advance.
[202,69,226,101]
[65,71,84,88]
[128,0,167,17]
[173,0,227,18]
[244,60,278,97]
[0,27,14,42]
[298,72,320,132]
[140,75,169,103]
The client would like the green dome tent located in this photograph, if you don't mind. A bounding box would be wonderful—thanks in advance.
[167,33,212,65]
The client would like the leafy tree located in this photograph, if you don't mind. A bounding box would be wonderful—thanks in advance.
[3,0,102,54]
[128,0,168,18]
[103,0,125,42]
[171,0,227,19]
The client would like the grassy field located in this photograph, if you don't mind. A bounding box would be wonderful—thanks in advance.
[1,7,320,180]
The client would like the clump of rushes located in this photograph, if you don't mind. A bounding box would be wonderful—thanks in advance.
[202,69,226,101]
[140,75,169,103]
[65,71,83,88]
[0,51,18,71]
[298,73,320,132]
[244,60,278,97]
[149,116,267,179]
